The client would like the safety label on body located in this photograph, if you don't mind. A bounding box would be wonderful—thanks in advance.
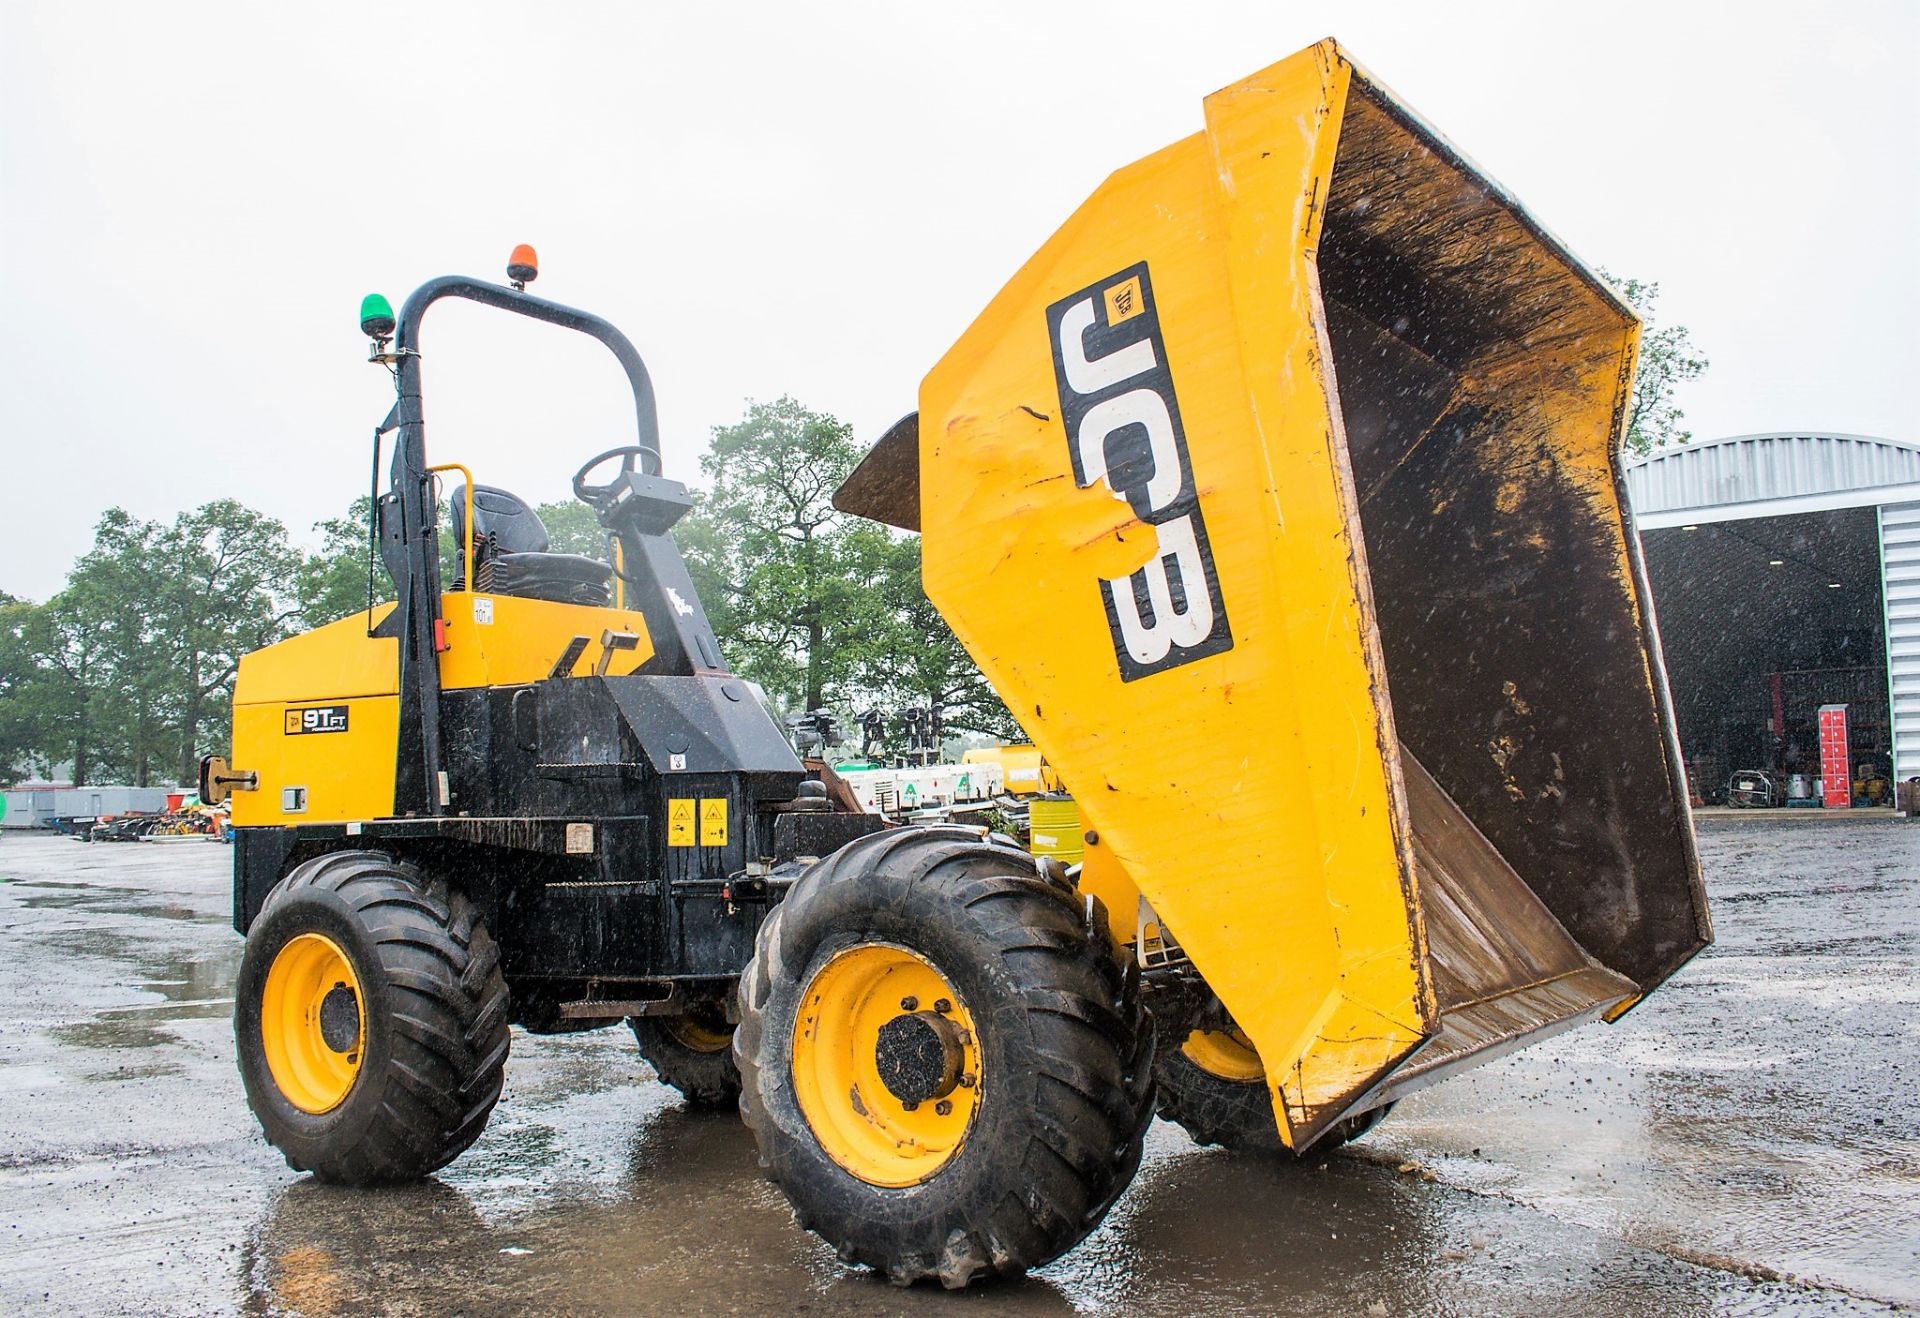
[667,798,696,847]
[700,798,728,847]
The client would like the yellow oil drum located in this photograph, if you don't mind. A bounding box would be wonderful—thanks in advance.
[1027,795,1083,865]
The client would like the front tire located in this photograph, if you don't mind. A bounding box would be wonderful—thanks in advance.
[736,827,1153,1289]
[235,851,511,1184]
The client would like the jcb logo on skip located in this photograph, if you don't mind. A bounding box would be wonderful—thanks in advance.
[1046,263,1232,680]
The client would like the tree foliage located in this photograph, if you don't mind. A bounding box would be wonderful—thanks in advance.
[534,499,609,558]
[296,496,382,629]
[673,397,1016,748]
[2,503,299,786]
[865,537,1020,742]
[0,593,64,782]
[157,500,303,781]
[1602,269,1710,456]
[683,398,896,712]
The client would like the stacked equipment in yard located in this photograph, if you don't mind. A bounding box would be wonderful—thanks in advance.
[833,761,1002,817]
[1,785,174,830]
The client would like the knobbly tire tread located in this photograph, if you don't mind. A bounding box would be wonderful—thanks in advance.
[630,1016,740,1107]
[734,826,1155,1289]
[1154,1042,1390,1157]
[235,850,511,1184]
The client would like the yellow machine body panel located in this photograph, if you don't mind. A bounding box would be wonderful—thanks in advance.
[435,592,655,688]
[230,592,654,826]
[235,605,402,708]
[231,695,402,826]
[906,40,1708,1146]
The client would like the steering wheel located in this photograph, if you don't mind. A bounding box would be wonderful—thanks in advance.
[572,444,662,506]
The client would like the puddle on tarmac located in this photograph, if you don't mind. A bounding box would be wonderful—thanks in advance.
[46,947,241,1051]
[16,882,213,923]
[235,1107,1891,1318]
[3,809,1914,1313]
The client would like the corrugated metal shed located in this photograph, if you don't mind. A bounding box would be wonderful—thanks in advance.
[1628,431,1920,790]
[1626,433,1920,529]
[1878,502,1920,781]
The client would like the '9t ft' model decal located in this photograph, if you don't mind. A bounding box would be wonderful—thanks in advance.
[1046,263,1232,680]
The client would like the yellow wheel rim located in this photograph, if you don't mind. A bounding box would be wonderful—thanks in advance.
[261,932,365,1114]
[1182,1026,1266,1084]
[791,944,982,1187]
[666,1011,733,1054]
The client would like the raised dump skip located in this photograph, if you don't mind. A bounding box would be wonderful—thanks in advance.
[840,40,1709,1148]
[1320,86,1709,1100]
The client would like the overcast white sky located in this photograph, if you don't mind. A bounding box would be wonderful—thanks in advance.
[2,2,1914,602]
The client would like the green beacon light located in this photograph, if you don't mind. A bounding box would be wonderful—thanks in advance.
[359,293,396,340]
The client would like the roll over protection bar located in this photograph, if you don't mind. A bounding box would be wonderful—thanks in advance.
[383,275,665,817]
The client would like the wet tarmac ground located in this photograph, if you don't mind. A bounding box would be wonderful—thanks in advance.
[0,818,1913,1315]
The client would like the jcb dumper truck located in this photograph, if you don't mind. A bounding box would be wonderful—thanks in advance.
[214,39,1707,1288]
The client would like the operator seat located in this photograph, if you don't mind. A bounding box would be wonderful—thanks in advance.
[449,484,612,606]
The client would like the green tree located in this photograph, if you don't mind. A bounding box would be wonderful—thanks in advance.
[685,398,897,712]
[0,593,31,780]
[1602,269,1710,455]
[53,510,176,785]
[297,497,384,629]
[154,500,301,781]
[33,592,106,785]
[0,592,59,782]
[1,525,158,787]
[27,503,299,785]
[534,499,610,558]
[861,537,1019,744]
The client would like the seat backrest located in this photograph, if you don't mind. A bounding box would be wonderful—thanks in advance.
[450,485,550,560]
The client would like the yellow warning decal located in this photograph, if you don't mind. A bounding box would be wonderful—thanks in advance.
[700,797,729,847]
[668,798,696,847]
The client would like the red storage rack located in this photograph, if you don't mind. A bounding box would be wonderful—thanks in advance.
[1818,704,1850,809]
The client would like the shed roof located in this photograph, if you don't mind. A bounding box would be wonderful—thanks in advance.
[1626,432,1920,528]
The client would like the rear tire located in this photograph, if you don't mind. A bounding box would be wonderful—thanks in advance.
[631,1006,740,1107]
[235,850,511,1184]
[1155,1024,1390,1156]
[736,826,1154,1289]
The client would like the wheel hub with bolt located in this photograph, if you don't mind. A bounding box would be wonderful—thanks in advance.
[317,983,362,1053]
[259,932,366,1115]
[790,943,982,1187]
[874,1009,967,1107]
